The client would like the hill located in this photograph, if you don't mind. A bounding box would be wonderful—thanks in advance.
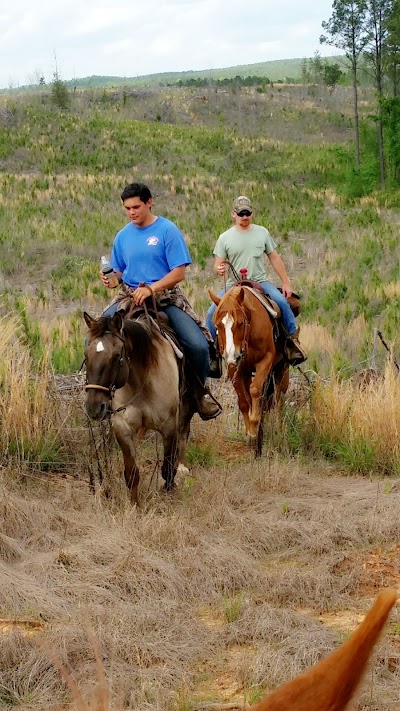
[1,55,346,92]
[67,57,345,87]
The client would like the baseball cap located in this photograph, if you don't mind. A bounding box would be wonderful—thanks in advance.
[232,196,253,213]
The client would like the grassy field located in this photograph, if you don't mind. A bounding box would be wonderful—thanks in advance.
[0,81,399,709]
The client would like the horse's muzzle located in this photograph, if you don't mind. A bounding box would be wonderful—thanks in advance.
[84,400,109,421]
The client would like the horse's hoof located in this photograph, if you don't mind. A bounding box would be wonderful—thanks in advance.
[163,480,176,493]
[177,463,190,475]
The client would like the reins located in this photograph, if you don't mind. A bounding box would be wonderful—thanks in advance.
[223,259,241,293]
[236,301,251,365]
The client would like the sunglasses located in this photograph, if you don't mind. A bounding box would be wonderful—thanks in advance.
[236,210,252,217]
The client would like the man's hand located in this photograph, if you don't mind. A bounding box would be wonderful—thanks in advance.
[133,285,153,305]
[99,269,121,288]
[216,261,227,276]
[99,270,112,288]
[281,282,293,299]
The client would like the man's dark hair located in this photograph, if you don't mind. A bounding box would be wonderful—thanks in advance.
[120,182,152,203]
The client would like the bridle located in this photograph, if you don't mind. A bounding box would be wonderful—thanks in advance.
[235,302,251,365]
[218,298,251,368]
[219,261,252,363]
[84,331,127,399]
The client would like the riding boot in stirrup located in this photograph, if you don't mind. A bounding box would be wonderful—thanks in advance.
[285,327,307,366]
[193,380,222,421]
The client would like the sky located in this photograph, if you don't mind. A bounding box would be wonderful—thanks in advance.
[0,0,340,89]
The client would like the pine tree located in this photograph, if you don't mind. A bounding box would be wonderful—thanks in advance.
[386,0,400,95]
[51,68,70,110]
[320,0,368,166]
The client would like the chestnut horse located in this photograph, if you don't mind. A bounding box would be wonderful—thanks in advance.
[210,285,289,455]
[83,311,194,504]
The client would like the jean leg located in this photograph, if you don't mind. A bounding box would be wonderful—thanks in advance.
[101,302,119,318]
[162,305,210,384]
[261,282,296,336]
[206,288,226,340]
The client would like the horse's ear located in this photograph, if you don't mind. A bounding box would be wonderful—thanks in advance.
[209,290,221,306]
[84,312,95,329]
[111,311,124,333]
[251,588,397,711]
[237,287,245,305]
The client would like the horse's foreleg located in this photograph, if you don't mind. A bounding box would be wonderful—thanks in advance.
[248,354,274,440]
[124,459,140,505]
[229,366,252,436]
[114,428,140,506]
[177,391,196,473]
[161,427,179,492]
[267,361,289,412]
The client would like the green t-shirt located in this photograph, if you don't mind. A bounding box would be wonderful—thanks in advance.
[213,224,277,288]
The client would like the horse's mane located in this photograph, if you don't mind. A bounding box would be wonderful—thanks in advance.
[216,286,255,317]
[88,316,164,373]
[123,317,165,372]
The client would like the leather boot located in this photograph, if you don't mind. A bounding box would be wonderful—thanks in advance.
[193,380,222,421]
[285,327,307,366]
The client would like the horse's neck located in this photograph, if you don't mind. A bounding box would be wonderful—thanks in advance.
[123,319,163,372]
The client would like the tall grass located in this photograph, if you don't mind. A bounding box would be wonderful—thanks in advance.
[271,363,400,475]
[0,315,68,470]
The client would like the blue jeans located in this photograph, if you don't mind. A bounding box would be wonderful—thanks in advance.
[102,302,210,385]
[206,281,297,340]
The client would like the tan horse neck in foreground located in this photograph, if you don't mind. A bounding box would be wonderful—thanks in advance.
[251,589,397,711]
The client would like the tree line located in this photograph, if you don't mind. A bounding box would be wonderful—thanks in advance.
[320,0,400,188]
[168,62,348,91]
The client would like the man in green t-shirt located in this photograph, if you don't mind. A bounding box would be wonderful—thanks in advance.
[206,195,306,366]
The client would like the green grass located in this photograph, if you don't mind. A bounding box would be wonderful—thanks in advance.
[0,84,399,428]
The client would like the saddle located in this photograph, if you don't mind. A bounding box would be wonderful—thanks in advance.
[118,295,223,381]
[117,301,184,360]
[236,280,301,318]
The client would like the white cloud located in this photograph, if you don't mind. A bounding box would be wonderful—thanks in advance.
[0,0,338,88]
[70,7,136,36]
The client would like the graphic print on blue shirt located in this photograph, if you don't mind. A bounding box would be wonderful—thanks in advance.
[110,216,192,287]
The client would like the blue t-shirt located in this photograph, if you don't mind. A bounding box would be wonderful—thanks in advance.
[110,216,192,288]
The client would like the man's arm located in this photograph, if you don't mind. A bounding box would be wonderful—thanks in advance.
[267,250,292,298]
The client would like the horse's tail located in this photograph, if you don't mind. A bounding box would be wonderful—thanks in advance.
[251,588,397,711]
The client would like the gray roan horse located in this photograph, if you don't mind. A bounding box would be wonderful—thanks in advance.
[83,311,195,504]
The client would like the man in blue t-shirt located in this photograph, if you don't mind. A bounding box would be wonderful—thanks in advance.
[99,182,221,421]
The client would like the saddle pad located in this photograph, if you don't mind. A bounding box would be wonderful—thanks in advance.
[242,286,280,319]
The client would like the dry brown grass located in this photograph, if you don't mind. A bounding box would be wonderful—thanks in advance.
[0,445,399,709]
[1,319,400,709]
